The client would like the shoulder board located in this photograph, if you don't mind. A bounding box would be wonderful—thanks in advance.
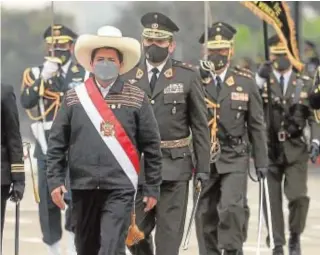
[296,72,311,81]
[232,66,253,79]
[234,65,254,76]
[172,59,195,71]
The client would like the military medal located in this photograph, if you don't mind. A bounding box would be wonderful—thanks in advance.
[100,121,115,137]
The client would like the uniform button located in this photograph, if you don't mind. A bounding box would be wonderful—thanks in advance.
[150,100,155,105]
[217,115,220,119]
[173,100,177,104]
[111,104,116,109]
[60,92,64,96]
[238,106,242,110]
[217,104,220,108]
[33,86,38,92]
[282,112,286,116]
[97,186,100,189]
[281,121,284,126]
[49,79,52,85]
[282,100,286,104]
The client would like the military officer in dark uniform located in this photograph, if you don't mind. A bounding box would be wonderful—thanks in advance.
[195,22,269,255]
[1,83,25,251]
[256,35,320,255]
[309,66,320,110]
[122,12,210,255]
[303,40,320,77]
[20,24,87,255]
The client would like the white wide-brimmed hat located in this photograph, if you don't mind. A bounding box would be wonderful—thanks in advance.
[75,26,141,75]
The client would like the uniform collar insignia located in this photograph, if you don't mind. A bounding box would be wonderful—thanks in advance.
[226,76,235,86]
[71,65,79,73]
[136,68,144,79]
[164,68,173,78]
[202,77,212,85]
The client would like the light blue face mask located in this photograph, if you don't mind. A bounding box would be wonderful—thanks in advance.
[93,60,119,82]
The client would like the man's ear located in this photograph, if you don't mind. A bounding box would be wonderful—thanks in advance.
[168,40,176,54]
[119,61,124,72]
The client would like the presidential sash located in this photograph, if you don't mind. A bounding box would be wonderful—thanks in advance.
[75,78,140,189]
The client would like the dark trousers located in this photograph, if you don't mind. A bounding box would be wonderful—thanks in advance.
[37,159,73,245]
[1,185,10,251]
[128,181,189,255]
[72,189,134,255]
[195,170,247,254]
[264,159,309,247]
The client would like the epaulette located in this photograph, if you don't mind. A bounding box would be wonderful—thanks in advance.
[232,66,253,79]
[172,59,195,71]
[297,74,311,81]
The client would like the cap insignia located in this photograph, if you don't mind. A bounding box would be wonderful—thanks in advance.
[151,23,159,29]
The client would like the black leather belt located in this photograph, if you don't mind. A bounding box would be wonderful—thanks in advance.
[220,136,244,146]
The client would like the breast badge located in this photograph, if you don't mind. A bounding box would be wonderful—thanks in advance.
[100,121,115,137]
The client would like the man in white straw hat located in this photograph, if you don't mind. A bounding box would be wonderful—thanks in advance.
[46,26,162,255]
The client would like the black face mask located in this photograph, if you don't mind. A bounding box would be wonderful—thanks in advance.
[208,53,228,71]
[144,45,169,63]
[52,49,71,65]
[273,55,291,72]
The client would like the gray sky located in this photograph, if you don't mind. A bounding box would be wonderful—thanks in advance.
[2,1,126,33]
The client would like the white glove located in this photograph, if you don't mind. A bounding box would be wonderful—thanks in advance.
[41,60,59,81]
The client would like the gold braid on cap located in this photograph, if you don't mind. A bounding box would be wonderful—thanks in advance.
[207,37,234,50]
[45,36,73,44]
[142,28,173,39]
[270,42,287,54]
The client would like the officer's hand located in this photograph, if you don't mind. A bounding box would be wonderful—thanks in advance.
[10,181,25,203]
[143,196,157,212]
[258,61,273,79]
[51,185,67,210]
[41,60,59,81]
[309,142,320,163]
[256,167,268,180]
[195,172,210,184]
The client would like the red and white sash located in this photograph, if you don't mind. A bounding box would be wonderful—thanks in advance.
[75,78,140,189]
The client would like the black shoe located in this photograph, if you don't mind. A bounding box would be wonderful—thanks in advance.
[272,246,284,255]
[289,233,301,255]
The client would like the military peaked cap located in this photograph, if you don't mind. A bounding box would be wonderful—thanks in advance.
[43,24,77,44]
[268,34,287,54]
[199,22,237,49]
[141,12,179,39]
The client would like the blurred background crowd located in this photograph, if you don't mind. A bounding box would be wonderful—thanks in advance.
[2,1,320,139]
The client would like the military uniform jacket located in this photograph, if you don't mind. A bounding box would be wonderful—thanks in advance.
[46,77,162,199]
[20,61,88,159]
[1,84,24,185]
[260,71,320,164]
[122,58,210,181]
[202,66,268,174]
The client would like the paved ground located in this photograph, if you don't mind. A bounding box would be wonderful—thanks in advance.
[2,157,320,255]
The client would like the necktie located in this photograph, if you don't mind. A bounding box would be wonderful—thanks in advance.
[280,75,285,95]
[150,67,159,93]
[216,76,222,96]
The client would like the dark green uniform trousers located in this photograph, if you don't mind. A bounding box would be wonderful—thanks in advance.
[263,160,309,247]
[128,181,189,255]
[195,170,247,254]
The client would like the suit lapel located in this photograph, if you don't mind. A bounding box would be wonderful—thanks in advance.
[152,59,173,98]
[203,78,218,102]
[134,61,151,97]
[218,68,235,102]
[270,73,284,98]
[284,72,296,99]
